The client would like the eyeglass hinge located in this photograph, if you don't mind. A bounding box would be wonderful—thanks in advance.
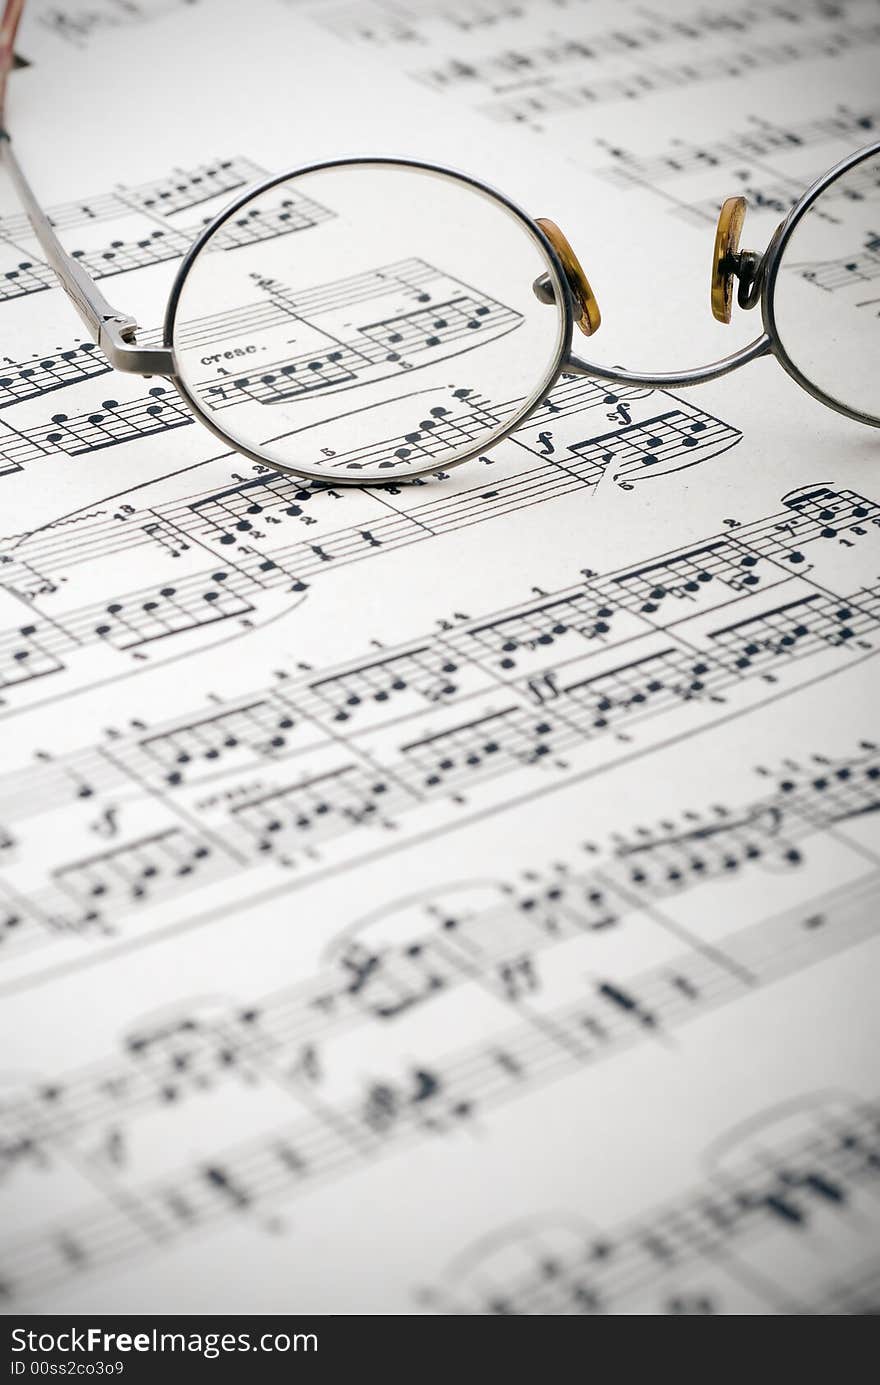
[98,314,176,377]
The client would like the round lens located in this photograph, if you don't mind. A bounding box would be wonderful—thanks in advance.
[166,161,568,482]
[769,146,880,425]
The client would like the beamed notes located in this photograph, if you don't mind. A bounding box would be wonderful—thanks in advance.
[0,0,878,1315]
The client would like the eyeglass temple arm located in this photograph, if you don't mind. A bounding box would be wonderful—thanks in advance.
[0,0,172,375]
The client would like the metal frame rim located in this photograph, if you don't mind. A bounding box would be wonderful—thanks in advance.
[163,155,574,484]
[761,137,880,430]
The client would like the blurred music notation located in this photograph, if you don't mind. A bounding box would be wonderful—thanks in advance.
[32,0,205,48]
[1,736,878,1304]
[789,229,880,305]
[419,1096,880,1313]
[313,0,880,132]
[596,105,880,226]
[0,481,876,976]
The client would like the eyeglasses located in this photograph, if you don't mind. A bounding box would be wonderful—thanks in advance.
[1,0,878,488]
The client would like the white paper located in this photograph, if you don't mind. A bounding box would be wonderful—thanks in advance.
[1,0,878,1314]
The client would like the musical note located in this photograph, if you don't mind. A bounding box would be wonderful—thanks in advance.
[0,156,334,303]
[3,0,879,1320]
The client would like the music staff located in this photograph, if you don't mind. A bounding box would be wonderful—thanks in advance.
[1,733,878,1303]
[0,155,334,303]
[418,1095,880,1312]
[0,484,877,971]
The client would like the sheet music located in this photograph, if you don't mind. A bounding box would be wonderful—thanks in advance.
[1,0,879,1313]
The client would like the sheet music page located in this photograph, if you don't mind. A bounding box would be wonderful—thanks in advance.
[1,0,878,1314]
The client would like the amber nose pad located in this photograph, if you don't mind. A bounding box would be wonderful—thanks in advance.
[532,218,601,337]
[711,196,748,324]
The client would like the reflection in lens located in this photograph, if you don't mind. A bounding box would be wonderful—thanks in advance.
[166,162,567,481]
[770,148,880,424]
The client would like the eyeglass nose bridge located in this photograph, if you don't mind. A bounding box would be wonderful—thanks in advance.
[558,190,772,392]
[564,192,772,392]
